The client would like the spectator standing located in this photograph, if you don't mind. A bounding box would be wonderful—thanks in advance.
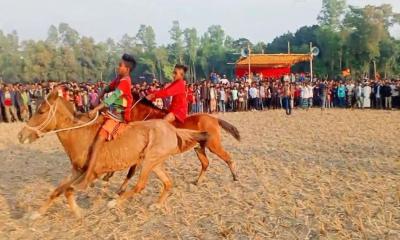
[374,82,383,109]
[1,85,18,122]
[391,81,399,108]
[346,81,355,107]
[200,81,209,113]
[306,82,314,109]
[218,86,226,113]
[282,81,292,115]
[265,85,272,109]
[337,83,346,108]
[89,88,99,109]
[0,84,4,122]
[238,88,245,111]
[319,81,327,111]
[249,84,257,111]
[259,84,265,110]
[19,86,30,121]
[362,82,372,108]
[382,81,392,110]
[194,85,202,113]
[209,84,217,113]
[355,82,364,109]
[186,84,194,114]
[231,86,238,111]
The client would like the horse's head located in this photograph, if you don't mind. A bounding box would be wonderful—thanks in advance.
[18,89,73,144]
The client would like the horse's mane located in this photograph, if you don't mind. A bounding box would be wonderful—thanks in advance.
[132,92,168,113]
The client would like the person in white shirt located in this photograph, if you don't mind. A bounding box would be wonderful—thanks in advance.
[231,86,238,111]
[219,75,229,85]
[249,84,258,110]
[362,82,372,108]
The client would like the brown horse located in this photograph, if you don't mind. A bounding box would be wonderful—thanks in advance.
[17,91,209,218]
[109,93,240,186]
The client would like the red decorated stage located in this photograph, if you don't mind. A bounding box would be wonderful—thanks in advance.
[235,54,312,78]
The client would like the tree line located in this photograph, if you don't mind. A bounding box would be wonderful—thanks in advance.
[0,0,399,83]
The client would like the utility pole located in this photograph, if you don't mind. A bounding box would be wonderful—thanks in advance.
[310,42,313,82]
[248,43,251,82]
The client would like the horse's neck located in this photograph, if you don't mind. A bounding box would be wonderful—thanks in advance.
[132,103,166,121]
[55,113,101,169]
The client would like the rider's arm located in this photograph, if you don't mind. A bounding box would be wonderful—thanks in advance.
[103,89,123,106]
[153,81,185,99]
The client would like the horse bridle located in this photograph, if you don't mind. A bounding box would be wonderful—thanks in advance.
[24,95,151,137]
[24,95,99,137]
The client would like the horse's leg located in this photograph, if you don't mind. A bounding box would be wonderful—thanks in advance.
[74,137,105,190]
[108,161,155,208]
[32,170,83,219]
[206,137,238,181]
[64,187,82,218]
[152,164,172,205]
[117,165,137,195]
[102,172,114,182]
[194,146,209,184]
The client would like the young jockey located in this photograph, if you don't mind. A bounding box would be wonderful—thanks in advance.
[146,64,188,123]
[75,53,136,189]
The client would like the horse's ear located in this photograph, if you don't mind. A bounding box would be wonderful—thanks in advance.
[47,88,60,102]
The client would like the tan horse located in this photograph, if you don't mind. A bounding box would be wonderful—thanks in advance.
[105,93,241,186]
[18,91,209,218]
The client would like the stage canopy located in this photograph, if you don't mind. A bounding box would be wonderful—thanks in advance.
[235,54,312,78]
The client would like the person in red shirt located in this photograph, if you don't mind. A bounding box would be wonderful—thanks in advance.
[186,84,194,114]
[74,53,136,190]
[146,64,188,123]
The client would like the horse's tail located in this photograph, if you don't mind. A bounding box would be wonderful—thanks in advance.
[218,118,241,141]
[175,129,209,152]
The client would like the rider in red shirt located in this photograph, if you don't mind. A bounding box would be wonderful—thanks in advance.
[146,64,188,123]
[75,53,136,190]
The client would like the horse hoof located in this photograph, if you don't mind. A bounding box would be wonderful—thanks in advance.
[29,211,42,220]
[107,199,118,209]
[233,175,239,181]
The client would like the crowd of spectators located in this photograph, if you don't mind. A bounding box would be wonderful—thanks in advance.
[0,75,399,123]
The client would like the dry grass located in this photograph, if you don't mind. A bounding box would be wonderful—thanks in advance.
[0,109,399,239]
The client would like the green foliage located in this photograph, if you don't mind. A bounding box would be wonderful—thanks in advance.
[0,3,399,83]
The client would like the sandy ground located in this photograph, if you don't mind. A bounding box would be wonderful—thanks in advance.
[0,109,399,239]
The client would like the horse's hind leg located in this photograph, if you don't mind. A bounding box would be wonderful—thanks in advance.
[109,161,154,208]
[152,164,172,205]
[194,146,209,184]
[207,138,238,181]
[117,165,137,195]
[102,172,114,182]
[64,187,82,218]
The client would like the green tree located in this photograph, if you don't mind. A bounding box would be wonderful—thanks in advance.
[168,21,184,64]
[184,28,199,82]
[318,0,347,30]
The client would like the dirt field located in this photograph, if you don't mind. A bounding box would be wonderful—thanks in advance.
[0,109,399,239]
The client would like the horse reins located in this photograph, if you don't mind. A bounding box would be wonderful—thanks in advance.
[24,96,151,137]
[24,95,100,137]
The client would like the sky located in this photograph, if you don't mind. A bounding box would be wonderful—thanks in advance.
[0,0,399,44]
